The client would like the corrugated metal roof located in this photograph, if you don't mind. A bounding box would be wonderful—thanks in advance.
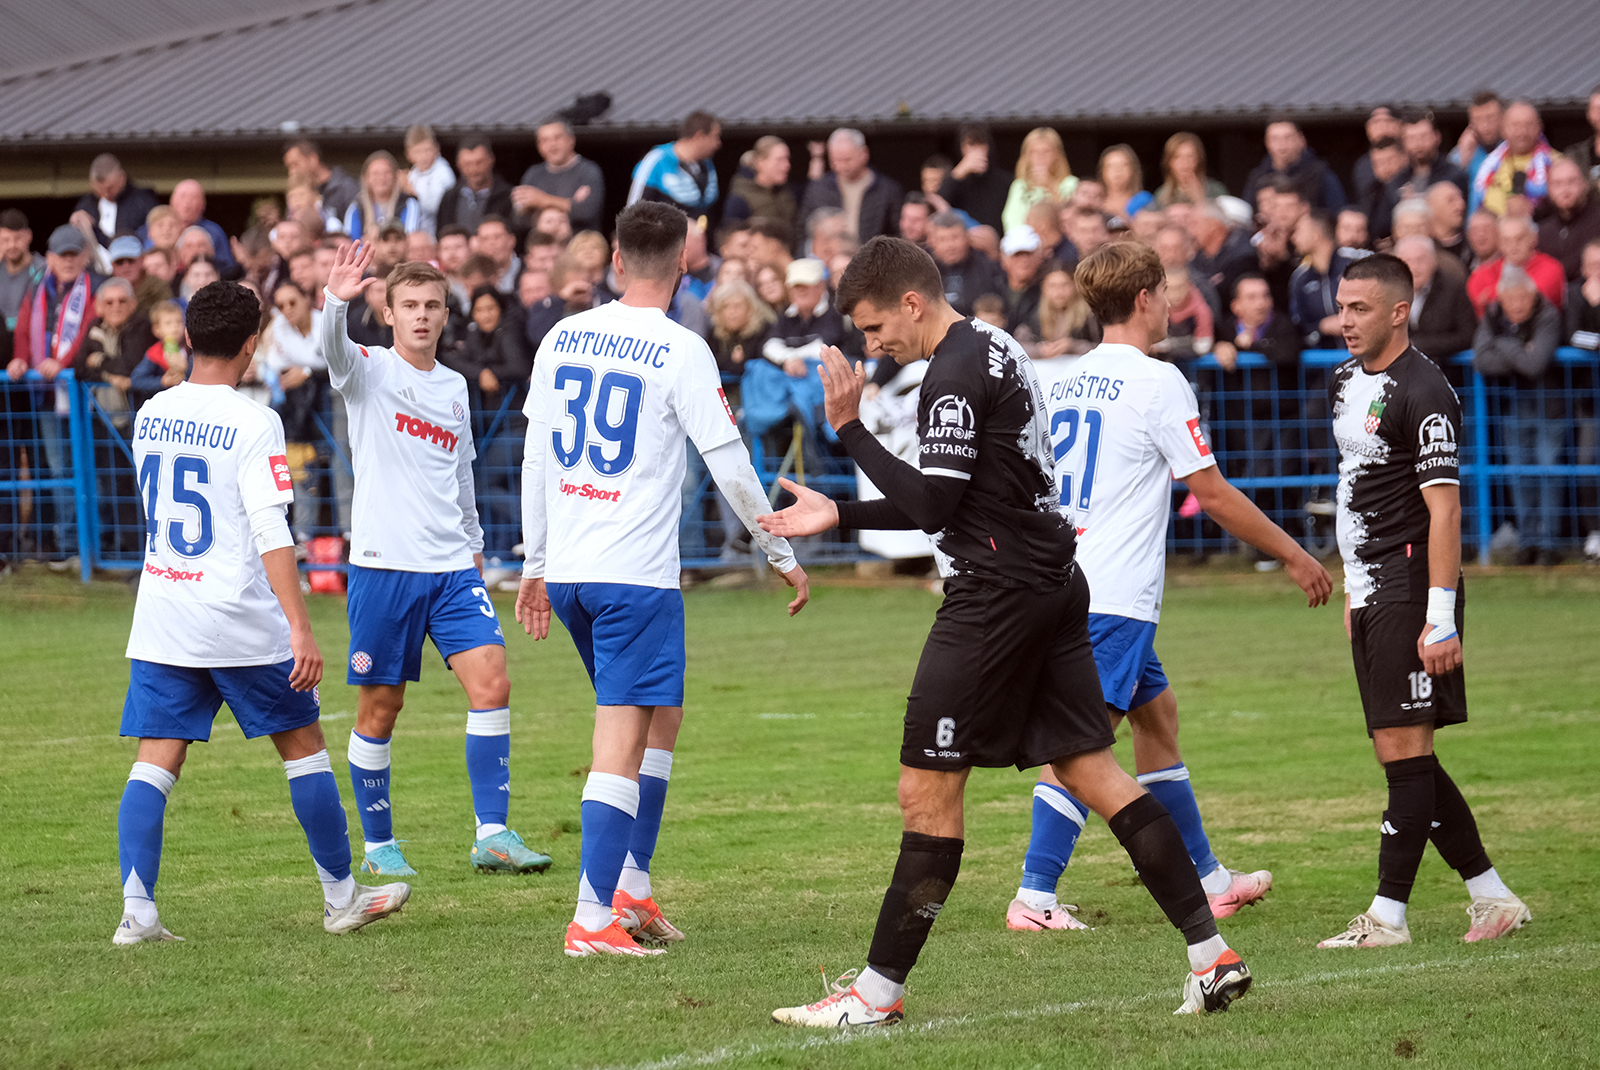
[1,0,1596,146]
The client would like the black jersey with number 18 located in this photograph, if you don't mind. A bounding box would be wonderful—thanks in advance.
[1329,346,1461,608]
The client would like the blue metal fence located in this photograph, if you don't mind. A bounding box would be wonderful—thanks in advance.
[5,349,1597,580]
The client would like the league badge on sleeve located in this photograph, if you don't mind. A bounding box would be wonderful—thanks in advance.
[270,454,292,491]
[452,401,466,422]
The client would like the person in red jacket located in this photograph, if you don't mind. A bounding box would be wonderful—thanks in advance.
[1467,214,1565,315]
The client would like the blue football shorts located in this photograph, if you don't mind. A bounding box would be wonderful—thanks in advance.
[547,582,686,707]
[1087,612,1170,713]
[121,658,320,741]
[346,565,505,685]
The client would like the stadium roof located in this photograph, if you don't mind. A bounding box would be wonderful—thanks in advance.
[2,0,1597,147]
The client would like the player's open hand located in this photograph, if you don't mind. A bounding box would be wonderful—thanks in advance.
[1417,627,1462,676]
[515,576,551,640]
[1285,548,1333,607]
[758,477,839,537]
[817,345,866,430]
[287,627,324,691]
[327,241,378,303]
[777,562,810,616]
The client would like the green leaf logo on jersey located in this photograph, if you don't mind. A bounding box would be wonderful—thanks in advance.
[1364,399,1387,434]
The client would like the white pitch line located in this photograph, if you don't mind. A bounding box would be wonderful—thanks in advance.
[589,942,1594,1070]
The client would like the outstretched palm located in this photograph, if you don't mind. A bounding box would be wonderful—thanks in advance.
[327,241,377,303]
[757,477,839,537]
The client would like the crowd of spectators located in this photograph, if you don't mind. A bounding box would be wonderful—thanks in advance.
[5,88,1600,565]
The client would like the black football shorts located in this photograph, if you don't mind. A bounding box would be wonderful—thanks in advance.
[1350,595,1467,735]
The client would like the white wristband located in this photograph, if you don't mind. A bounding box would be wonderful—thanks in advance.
[1424,586,1457,646]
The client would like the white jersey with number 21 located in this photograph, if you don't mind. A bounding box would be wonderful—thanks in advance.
[1047,342,1216,623]
[524,301,742,588]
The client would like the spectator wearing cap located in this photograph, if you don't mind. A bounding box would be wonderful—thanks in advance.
[513,117,606,235]
[724,136,797,232]
[71,154,159,249]
[1470,101,1554,217]
[1003,128,1079,233]
[1468,214,1565,315]
[1536,155,1600,281]
[1350,106,1402,207]
[1474,265,1565,564]
[0,209,45,329]
[436,133,516,234]
[1154,133,1228,209]
[939,124,1011,232]
[927,211,1006,316]
[1562,85,1600,185]
[1242,119,1346,212]
[628,112,722,218]
[107,235,172,314]
[798,128,903,245]
[999,225,1047,334]
[1394,234,1477,363]
[761,259,856,372]
[344,151,421,242]
[283,139,361,227]
[1288,210,1354,347]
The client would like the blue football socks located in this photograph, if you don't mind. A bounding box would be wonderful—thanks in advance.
[118,762,176,925]
[618,748,673,899]
[1137,763,1225,887]
[1018,781,1088,908]
[574,772,639,931]
[465,707,511,838]
[347,730,394,851]
[284,750,355,908]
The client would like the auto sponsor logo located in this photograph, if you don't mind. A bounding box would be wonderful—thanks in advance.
[1418,412,1456,455]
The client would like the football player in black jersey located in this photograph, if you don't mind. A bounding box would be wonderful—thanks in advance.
[1319,254,1530,949]
[761,237,1251,1024]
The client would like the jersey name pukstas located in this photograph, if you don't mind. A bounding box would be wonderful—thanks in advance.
[127,383,294,666]
[525,301,742,587]
[323,292,482,573]
[917,318,1076,586]
[1329,346,1461,607]
[1048,343,1217,621]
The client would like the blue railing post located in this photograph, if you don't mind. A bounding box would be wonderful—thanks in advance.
[1469,365,1493,567]
[64,372,98,583]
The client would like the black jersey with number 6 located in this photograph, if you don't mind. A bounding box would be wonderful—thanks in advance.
[1329,346,1461,607]
[916,319,1076,587]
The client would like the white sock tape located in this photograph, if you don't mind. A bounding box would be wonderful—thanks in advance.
[128,761,177,797]
[1424,586,1458,645]
[639,748,674,781]
[347,730,391,770]
[466,707,511,736]
[1136,764,1191,785]
[1032,783,1087,828]
[581,771,640,817]
[284,749,333,780]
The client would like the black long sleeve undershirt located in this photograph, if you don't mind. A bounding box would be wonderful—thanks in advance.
[834,419,968,534]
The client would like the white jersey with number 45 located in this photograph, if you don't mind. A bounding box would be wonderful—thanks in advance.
[524,301,742,588]
[127,382,295,666]
[1047,342,1216,622]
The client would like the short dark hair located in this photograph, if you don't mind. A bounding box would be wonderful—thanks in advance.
[746,217,792,247]
[1341,252,1414,303]
[1266,174,1302,198]
[1074,241,1164,325]
[1470,89,1502,108]
[436,224,470,242]
[1398,107,1435,127]
[237,226,271,256]
[476,214,510,234]
[525,229,560,250]
[461,254,497,279]
[615,201,688,280]
[284,138,321,159]
[186,281,262,359]
[956,123,991,149]
[1233,271,1270,292]
[457,132,494,156]
[538,116,575,137]
[922,154,953,172]
[1303,209,1335,241]
[836,236,944,315]
[680,111,719,139]
[0,208,28,231]
[902,191,931,211]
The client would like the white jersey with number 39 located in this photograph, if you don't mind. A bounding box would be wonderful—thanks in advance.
[1046,343,1216,622]
[126,383,295,666]
[524,301,742,588]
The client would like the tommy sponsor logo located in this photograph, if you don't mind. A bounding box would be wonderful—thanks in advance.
[559,480,622,502]
[718,387,736,425]
[1186,417,1211,457]
[144,562,204,582]
[269,454,292,491]
[394,411,460,452]
[350,651,373,675]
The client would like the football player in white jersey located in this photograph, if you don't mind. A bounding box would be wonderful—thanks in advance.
[114,281,408,945]
[322,245,551,877]
[1006,242,1332,933]
[515,202,808,957]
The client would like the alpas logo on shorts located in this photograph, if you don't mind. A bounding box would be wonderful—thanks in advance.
[269,454,292,491]
[350,651,373,675]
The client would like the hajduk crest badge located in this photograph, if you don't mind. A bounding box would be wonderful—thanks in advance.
[1364,399,1386,434]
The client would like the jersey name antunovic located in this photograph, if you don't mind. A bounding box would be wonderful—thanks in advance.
[127,383,294,666]
[525,301,741,587]
[1048,343,1216,622]
[323,293,481,572]
[1330,347,1461,608]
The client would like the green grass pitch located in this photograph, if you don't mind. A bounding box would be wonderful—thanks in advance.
[1,564,1597,1069]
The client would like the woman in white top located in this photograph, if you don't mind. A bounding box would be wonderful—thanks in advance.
[1002,128,1079,233]
[343,151,421,242]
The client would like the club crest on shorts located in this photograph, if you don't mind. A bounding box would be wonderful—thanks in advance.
[350,651,373,675]
[452,401,466,421]
[1364,399,1386,434]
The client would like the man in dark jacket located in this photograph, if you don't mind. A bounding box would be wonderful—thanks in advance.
[436,134,515,235]
[927,212,1006,316]
[283,139,360,226]
[1395,235,1477,362]
[71,155,159,248]
[798,129,902,244]
[1242,120,1346,212]
[938,124,1010,232]
[1537,155,1600,281]
[1474,267,1565,563]
[1561,86,1600,185]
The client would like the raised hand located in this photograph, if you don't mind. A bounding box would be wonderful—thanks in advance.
[817,345,866,430]
[758,477,839,538]
[327,241,377,303]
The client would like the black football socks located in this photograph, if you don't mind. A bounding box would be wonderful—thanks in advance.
[864,831,965,985]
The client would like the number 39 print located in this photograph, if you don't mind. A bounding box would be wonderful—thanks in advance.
[552,364,645,475]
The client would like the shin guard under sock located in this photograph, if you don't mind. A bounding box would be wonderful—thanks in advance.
[865,832,964,985]
[1377,754,1437,903]
[1109,793,1217,944]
